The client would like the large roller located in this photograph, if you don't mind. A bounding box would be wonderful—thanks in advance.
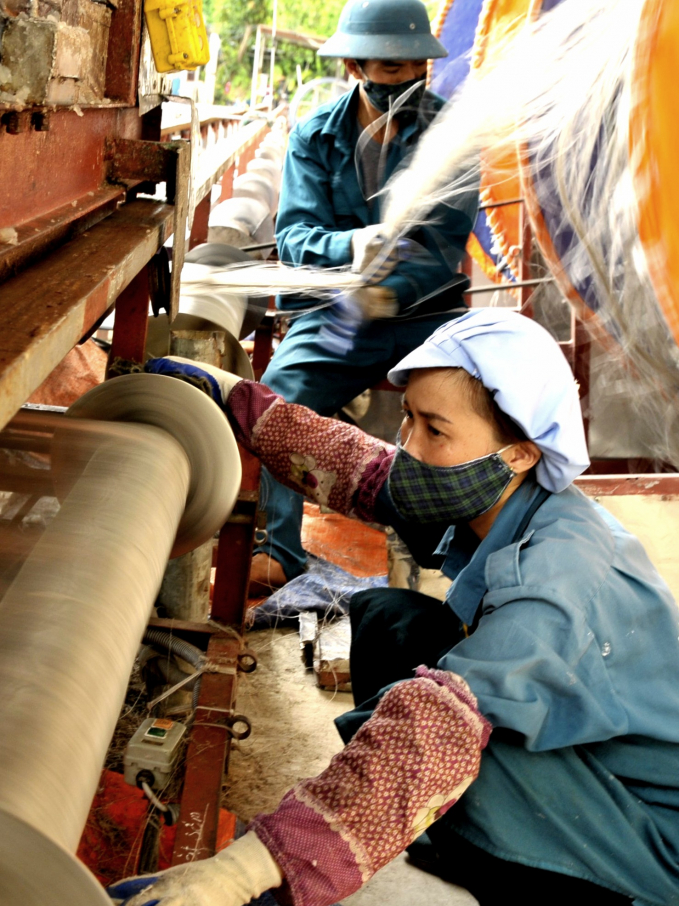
[232,172,279,216]
[208,196,275,255]
[0,374,241,904]
[182,241,268,340]
[146,242,269,379]
[245,158,282,193]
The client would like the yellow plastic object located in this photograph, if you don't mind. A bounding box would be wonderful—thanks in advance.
[144,0,210,72]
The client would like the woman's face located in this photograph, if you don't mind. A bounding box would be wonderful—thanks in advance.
[399,368,505,467]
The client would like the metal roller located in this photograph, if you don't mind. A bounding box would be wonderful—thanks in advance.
[255,144,285,166]
[146,310,256,380]
[245,157,282,192]
[183,242,268,339]
[232,172,279,216]
[261,133,287,156]
[0,374,241,904]
[145,242,269,380]
[208,197,275,255]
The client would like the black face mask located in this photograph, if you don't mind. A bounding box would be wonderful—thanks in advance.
[361,76,426,125]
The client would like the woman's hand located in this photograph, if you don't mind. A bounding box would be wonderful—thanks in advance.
[144,356,242,412]
[107,831,283,906]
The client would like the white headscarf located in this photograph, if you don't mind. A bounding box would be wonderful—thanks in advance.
[388,309,589,493]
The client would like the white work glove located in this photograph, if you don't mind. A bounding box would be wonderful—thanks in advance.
[352,223,402,281]
[351,223,388,272]
[107,830,283,906]
[144,356,242,411]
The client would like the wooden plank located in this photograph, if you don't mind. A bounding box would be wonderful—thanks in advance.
[0,200,174,430]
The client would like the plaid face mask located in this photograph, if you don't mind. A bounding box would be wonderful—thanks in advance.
[388,443,516,524]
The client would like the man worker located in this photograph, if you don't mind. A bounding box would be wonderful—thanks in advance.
[250,0,479,595]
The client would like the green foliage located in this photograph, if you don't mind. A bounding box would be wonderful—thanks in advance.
[207,0,345,102]
[278,0,345,37]
[207,0,443,103]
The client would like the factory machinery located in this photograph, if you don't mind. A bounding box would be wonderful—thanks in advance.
[3,0,679,900]
[0,0,289,893]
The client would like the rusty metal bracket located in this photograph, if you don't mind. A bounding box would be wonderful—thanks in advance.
[194,706,252,740]
[105,137,189,319]
[105,138,178,189]
[237,649,258,673]
[203,661,237,676]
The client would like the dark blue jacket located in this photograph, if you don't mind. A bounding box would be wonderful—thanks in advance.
[275,85,478,315]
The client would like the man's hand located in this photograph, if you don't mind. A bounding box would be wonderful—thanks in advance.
[349,285,398,319]
[144,356,242,411]
[107,831,283,906]
[351,224,415,285]
[319,285,398,354]
[351,223,391,275]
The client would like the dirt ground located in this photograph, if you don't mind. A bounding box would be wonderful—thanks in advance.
[222,626,354,821]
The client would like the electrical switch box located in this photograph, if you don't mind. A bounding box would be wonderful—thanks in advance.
[124,717,187,790]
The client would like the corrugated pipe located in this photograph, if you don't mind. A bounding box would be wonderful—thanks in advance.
[141,628,205,711]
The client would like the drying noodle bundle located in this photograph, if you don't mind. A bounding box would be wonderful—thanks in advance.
[185,0,679,464]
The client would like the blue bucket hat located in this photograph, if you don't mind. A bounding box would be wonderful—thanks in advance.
[388,309,590,493]
[317,0,448,61]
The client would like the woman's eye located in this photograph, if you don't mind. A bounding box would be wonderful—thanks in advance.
[401,409,413,420]
[427,424,442,437]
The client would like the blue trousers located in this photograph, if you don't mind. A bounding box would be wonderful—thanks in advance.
[257,307,456,579]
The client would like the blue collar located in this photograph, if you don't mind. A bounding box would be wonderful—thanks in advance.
[435,479,549,625]
[319,84,444,155]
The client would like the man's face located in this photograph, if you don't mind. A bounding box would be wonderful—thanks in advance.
[349,58,428,84]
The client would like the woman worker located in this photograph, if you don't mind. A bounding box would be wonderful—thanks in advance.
[110,309,679,905]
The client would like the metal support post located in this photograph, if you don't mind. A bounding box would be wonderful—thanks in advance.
[211,446,262,629]
[107,264,150,376]
[171,631,243,864]
[189,194,212,249]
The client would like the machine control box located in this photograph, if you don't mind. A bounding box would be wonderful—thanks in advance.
[124,718,187,790]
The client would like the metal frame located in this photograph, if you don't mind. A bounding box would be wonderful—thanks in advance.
[0,1,279,872]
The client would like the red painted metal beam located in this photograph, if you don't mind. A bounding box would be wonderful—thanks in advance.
[211,445,261,629]
[189,195,212,250]
[0,107,141,231]
[0,201,173,429]
[107,263,151,374]
[105,0,144,105]
[172,632,241,864]
[575,474,679,496]
[219,164,235,203]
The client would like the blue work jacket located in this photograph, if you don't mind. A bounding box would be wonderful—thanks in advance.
[378,477,679,903]
[275,85,478,315]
